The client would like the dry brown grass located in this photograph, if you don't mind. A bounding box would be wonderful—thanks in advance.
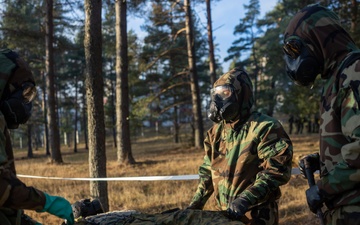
[13,133,322,224]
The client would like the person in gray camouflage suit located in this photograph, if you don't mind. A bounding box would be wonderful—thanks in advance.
[283,4,360,225]
[187,67,293,225]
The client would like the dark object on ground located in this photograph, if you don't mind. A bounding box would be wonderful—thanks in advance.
[72,199,104,219]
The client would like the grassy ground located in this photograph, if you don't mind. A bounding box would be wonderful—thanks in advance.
[13,133,322,224]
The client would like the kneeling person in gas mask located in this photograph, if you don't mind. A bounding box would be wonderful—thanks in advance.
[187,68,293,225]
[0,49,74,225]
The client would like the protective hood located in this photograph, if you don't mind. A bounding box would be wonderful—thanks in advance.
[284,4,358,79]
[0,49,36,129]
[213,68,254,122]
[0,49,35,99]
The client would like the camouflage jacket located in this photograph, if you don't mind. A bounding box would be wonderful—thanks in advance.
[318,55,360,209]
[190,111,293,211]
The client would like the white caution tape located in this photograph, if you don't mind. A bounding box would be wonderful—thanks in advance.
[17,168,303,181]
[17,174,200,181]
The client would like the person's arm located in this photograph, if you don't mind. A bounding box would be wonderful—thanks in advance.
[188,132,214,209]
[239,121,293,208]
[318,84,360,195]
[0,161,74,224]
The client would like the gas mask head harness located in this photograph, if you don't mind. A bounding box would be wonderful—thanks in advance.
[283,37,321,87]
[0,81,37,129]
[208,84,240,123]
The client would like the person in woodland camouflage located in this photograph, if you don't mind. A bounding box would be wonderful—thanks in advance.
[0,49,74,224]
[283,4,360,225]
[187,68,293,225]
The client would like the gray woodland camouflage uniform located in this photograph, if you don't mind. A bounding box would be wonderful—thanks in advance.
[189,68,293,225]
[284,4,360,225]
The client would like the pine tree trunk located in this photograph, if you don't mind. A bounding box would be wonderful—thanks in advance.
[111,79,117,148]
[82,86,89,150]
[42,71,50,155]
[206,0,217,85]
[84,0,109,211]
[115,0,135,165]
[74,75,78,153]
[27,124,33,158]
[45,0,62,163]
[184,0,204,148]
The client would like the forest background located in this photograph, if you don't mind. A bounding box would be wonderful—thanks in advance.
[0,0,359,224]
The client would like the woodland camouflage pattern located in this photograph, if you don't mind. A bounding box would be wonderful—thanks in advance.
[0,49,45,224]
[74,69,291,225]
[284,4,360,224]
[73,209,247,225]
[189,68,293,224]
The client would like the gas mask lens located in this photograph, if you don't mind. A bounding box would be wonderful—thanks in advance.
[283,39,302,59]
[211,85,233,100]
[22,82,37,103]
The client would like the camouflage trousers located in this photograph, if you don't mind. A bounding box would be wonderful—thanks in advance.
[75,201,278,225]
[325,205,360,225]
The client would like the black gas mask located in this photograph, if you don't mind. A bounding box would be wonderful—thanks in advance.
[283,38,321,87]
[208,85,240,123]
[0,82,37,129]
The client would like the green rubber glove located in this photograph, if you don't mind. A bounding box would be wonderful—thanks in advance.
[39,193,74,225]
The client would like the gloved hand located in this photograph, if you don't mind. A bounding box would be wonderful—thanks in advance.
[226,198,249,220]
[39,193,74,225]
[186,200,204,210]
[299,153,320,178]
[306,185,324,214]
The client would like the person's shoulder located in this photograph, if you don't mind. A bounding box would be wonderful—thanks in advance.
[207,122,222,134]
[0,48,12,53]
[251,111,279,123]
[247,112,283,133]
[340,52,360,87]
[0,49,19,75]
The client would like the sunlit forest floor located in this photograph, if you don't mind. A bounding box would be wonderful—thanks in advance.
[12,131,323,224]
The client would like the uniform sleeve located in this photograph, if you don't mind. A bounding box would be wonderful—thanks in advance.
[189,132,214,208]
[318,83,360,195]
[0,128,46,210]
[0,167,46,210]
[0,153,47,211]
[237,121,293,208]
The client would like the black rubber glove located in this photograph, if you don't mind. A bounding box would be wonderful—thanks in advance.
[306,185,324,214]
[299,153,320,178]
[186,201,204,210]
[226,198,249,220]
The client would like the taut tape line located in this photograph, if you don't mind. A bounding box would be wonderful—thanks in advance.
[17,174,200,181]
[16,168,305,181]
